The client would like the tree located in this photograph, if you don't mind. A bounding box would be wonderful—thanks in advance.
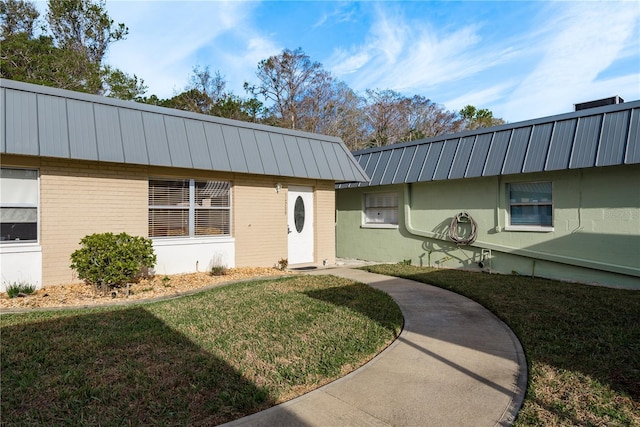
[0,0,145,98]
[246,47,328,130]
[0,0,39,37]
[46,0,127,66]
[460,105,505,130]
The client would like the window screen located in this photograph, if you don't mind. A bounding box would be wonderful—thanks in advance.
[149,179,231,237]
[364,192,398,225]
[0,168,38,242]
[508,182,553,227]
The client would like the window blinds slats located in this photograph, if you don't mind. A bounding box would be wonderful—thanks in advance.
[149,179,231,237]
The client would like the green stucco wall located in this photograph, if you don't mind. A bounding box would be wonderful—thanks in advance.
[336,164,640,289]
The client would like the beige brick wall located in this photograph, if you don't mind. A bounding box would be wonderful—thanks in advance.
[233,175,288,267]
[314,180,336,266]
[2,155,339,283]
[40,159,149,285]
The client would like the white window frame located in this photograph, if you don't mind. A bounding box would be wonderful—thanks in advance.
[0,167,40,244]
[505,181,554,232]
[362,191,399,229]
[149,179,231,238]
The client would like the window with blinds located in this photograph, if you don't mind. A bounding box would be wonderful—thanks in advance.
[0,168,39,242]
[508,181,553,227]
[149,179,231,238]
[364,192,398,225]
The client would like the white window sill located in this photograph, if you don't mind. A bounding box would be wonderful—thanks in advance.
[152,236,235,246]
[361,224,399,229]
[0,242,42,253]
[505,225,554,232]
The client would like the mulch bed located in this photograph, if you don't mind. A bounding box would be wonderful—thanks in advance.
[0,268,294,310]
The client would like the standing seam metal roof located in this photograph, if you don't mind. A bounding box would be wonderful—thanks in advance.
[337,99,640,189]
[0,79,369,183]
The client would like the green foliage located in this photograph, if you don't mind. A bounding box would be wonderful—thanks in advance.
[0,0,145,98]
[460,104,505,130]
[70,232,156,292]
[5,281,36,298]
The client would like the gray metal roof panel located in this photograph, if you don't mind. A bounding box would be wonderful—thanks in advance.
[502,127,532,175]
[626,108,640,164]
[545,119,576,171]
[406,144,429,182]
[339,99,639,189]
[483,130,511,176]
[119,109,149,164]
[370,150,391,185]
[203,122,231,171]
[37,94,70,158]
[392,145,416,184]
[67,99,98,161]
[450,136,474,179]
[466,133,492,177]
[283,135,307,177]
[434,139,459,180]
[297,137,320,178]
[362,152,381,182]
[1,79,367,182]
[523,123,553,173]
[164,116,193,169]
[597,110,630,167]
[6,89,39,156]
[420,141,443,181]
[381,148,403,185]
[221,126,249,173]
[309,139,333,179]
[334,143,361,182]
[254,131,280,176]
[184,119,213,170]
[269,134,294,177]
[238,128,264,175]
[142,112,172,167]
[570,114,602,169]
[94,104,125,163]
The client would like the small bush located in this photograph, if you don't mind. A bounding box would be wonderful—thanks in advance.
[70,232,156,293]
[209,253,228,276]
[277,258,288,270]
[5,281,36,298]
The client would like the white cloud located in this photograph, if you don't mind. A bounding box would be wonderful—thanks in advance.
[106,1,259,97]
[327,5,519,96]
[496,2,640,121]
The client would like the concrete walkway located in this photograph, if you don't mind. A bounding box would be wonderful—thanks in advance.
[221,268,527,427]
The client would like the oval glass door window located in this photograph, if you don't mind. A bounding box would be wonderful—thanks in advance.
[294,196,305,233]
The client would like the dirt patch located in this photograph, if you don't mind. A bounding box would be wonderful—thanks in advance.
[1,268,294,310]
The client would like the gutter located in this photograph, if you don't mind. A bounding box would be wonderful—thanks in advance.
[403,184,640,278]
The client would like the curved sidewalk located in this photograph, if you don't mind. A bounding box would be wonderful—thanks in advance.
[221,268,527,427]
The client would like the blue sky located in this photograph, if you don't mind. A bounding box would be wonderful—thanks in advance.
[97,1,638,122]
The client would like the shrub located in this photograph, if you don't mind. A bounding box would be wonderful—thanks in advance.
[70,232,156,293]
[5,281,36,298]
[209,253,227,276]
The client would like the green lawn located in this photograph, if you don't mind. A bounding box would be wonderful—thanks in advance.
[361,264,640,427]
[1,275,402,426]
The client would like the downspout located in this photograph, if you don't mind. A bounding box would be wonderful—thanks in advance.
[403,183,639,277]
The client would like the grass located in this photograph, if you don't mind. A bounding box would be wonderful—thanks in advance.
[1,275,402,426]
[4,281,36,298]
[360,264,640,427]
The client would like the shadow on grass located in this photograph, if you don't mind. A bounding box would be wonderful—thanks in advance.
[1,307,277,426]
[303,282,403,335]
[362,265,640,401]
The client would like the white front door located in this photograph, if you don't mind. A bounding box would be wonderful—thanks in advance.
[288,186,314,264]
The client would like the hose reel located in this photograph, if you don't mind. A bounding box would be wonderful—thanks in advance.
[448,211,478,246]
